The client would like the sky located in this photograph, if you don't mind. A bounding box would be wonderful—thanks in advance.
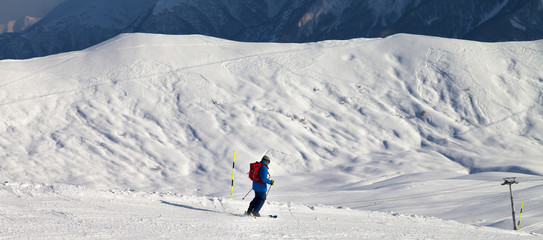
[0,0,66,22]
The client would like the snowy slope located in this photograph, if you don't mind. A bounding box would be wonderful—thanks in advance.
[0,33,542,237]
[0,182,539,239]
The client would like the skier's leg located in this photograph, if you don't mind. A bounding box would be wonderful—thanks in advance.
[252,191,266,215]
[247,192,259,214]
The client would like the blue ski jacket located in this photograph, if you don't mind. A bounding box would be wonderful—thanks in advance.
[252,161,271,192]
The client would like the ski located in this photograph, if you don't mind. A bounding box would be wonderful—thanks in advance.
[230,213,277,218]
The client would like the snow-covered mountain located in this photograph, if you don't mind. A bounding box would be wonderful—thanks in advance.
[1,0,542,60]
[1,33,542,235]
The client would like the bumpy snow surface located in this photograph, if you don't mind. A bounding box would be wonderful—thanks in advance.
[0,33,542,239]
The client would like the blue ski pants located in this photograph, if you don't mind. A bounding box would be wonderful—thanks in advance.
[248,191,266,214]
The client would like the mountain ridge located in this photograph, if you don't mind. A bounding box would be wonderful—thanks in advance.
[1,0,542,60]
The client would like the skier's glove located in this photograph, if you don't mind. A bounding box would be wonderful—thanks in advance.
[270,180,275,186]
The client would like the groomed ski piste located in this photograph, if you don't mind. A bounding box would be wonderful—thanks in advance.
[1,182,539,239]
[1,33,542,239]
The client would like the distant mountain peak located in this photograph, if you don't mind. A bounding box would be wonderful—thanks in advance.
[0,0,542,60]
[0,16,41,34]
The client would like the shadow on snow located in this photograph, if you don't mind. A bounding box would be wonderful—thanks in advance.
[160,200,222,214]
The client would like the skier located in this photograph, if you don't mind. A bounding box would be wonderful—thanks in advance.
[246,155,274,217]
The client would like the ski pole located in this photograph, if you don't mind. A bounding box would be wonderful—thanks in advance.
[517,201,524,231]
[266,184,272,199]
[230,151,235,199]
[241,189,252,200]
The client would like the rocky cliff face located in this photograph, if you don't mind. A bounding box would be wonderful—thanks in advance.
[0,16,41,34]
[1,0,542,60]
